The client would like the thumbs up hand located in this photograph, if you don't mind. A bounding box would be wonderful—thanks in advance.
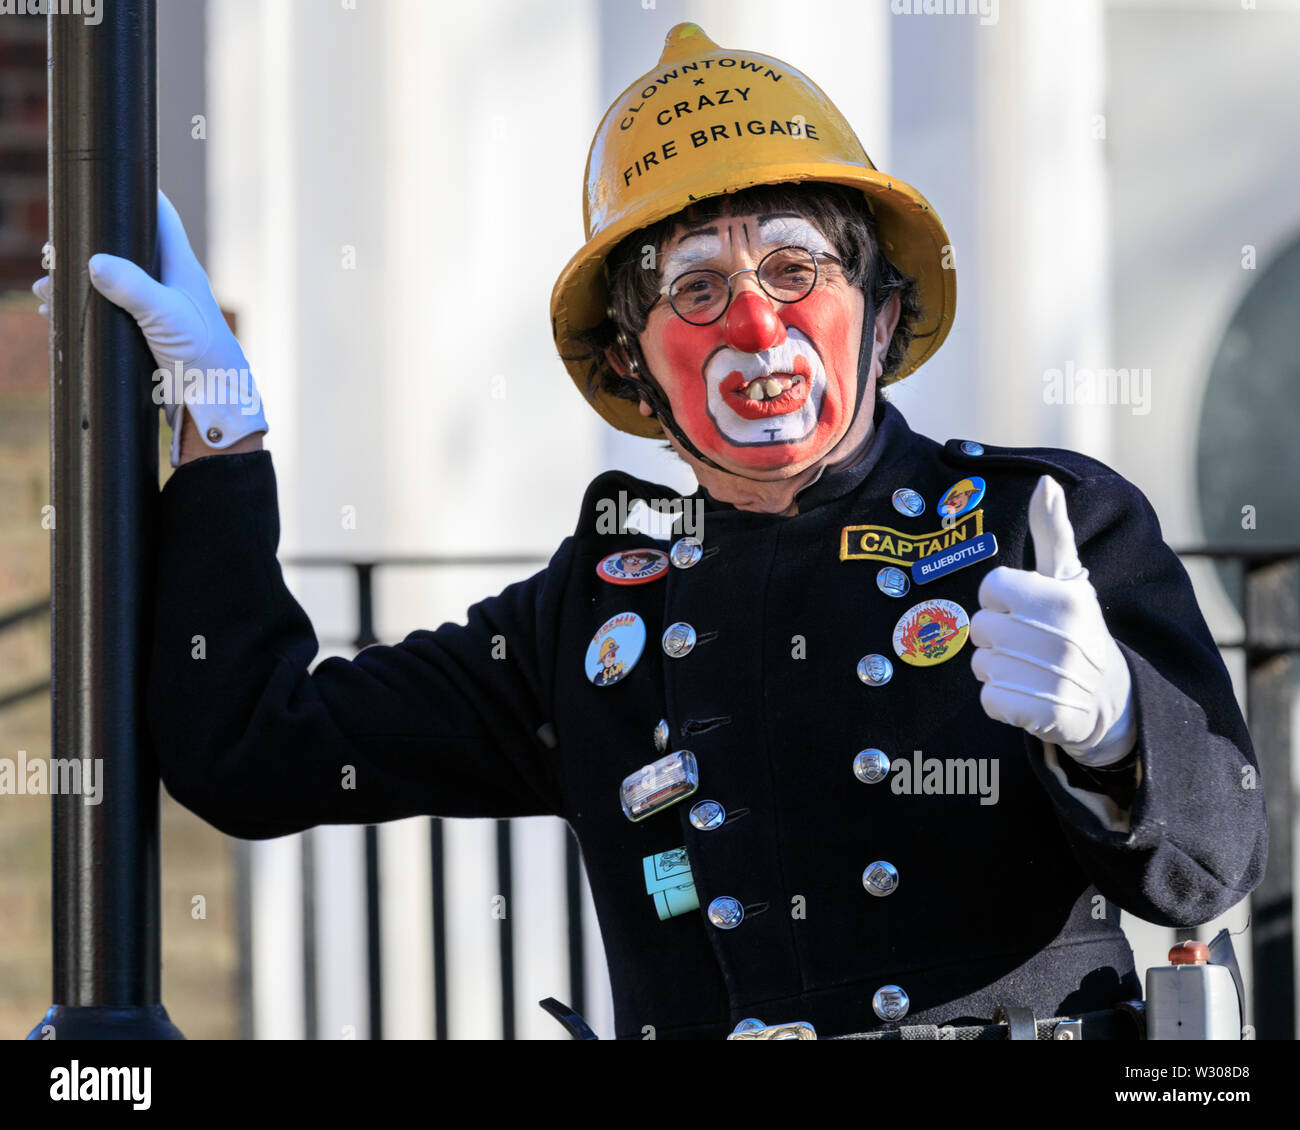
[970,475,1137,767]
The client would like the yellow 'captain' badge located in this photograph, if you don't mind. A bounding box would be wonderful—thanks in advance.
[839,509,985,567]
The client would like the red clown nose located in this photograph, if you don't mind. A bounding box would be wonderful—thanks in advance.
[724,290,787,355]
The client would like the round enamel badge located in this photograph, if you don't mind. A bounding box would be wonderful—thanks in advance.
[596,548,669,586]
[585,612,646,687]
[937,476,986,520]
[892,599,970,667]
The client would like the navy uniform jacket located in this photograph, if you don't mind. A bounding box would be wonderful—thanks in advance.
[149,400,1267,1040]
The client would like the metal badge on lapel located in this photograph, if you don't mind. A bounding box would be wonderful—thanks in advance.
[892,599,970,667]
[891,487,925,518]
[621,750,699,821]
[596,548,669,586]
[585,612,646,686]
[876,566,911,598]
[857,653,894,686]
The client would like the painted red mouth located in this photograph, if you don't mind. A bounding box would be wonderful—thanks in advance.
[719,355,813,419]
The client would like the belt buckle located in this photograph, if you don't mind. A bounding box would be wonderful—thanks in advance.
[727,1018,818,1040]
[1052,1018,1083,1041]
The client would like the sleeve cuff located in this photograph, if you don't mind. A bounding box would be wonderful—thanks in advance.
[169,381,270,467]
[1041,742,1139,834]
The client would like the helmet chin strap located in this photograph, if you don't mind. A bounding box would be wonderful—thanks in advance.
[615,293,877,484]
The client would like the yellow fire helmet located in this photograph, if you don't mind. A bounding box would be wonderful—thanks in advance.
[550,22,956,439]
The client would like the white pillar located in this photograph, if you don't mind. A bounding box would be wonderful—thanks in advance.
[974,0,1111,458]
[510,817,572,1040]
[379,817,434,1040]
[248,837,304,1040]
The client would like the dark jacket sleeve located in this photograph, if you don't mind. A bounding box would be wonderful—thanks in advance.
[147,449,570,840]
[1026,469,1268,927]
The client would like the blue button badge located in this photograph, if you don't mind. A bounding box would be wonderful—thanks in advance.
[585,612,646,687]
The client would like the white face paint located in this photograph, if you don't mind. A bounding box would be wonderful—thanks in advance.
[659,215,836,291]
[702,325,828,446]
[659,234,723,287]
[658,216,840,446]
[754,215,835,258]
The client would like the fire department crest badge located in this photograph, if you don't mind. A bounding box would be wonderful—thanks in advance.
[892,599,970,667]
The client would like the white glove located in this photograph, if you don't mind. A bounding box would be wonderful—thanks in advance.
[32,188,267,468]
[970,474,1137,767]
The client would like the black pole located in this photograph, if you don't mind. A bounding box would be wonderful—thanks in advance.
[496,820,515,1040]
[364,826,383,1040]
[430,819,448,1040]
[565,828,586,1020]
[28,0,181,1040]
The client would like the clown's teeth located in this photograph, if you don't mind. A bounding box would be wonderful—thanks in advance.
[739,373,803,401]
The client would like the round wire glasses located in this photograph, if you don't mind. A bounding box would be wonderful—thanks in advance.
[658,245,843,326]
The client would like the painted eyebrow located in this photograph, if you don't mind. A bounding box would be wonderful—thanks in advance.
[669,213,808,247]
[669,223,719,249]
[661,214,834,283]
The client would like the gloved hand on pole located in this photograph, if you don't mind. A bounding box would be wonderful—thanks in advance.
[33,188,269,467]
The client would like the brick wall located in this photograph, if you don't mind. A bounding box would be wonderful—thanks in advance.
[0,14,47,293]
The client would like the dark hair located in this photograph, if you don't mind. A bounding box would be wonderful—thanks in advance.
[572,180,922,411]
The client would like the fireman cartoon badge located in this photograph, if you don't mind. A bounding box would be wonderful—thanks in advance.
[585,612,646,686]
[892,599,970,667]
[596,548,669,586]
[937,477,985,520]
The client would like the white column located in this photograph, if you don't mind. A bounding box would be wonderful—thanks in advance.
[248,837,304,1040]
[379,817,434,1040]
[510,817,572,1040]
[310,826,370,1040]
[974,0,1111,458]
[442,819,503,1039]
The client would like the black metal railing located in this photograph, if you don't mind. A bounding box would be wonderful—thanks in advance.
[282,552,560,1042]
[3,545,1296,1037]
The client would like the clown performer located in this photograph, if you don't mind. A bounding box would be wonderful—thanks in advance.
[34,23,1265,1040]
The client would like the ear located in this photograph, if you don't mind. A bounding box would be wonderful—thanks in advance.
[872,292,901,362]
[604,343,632,379]
[604,344,655,417]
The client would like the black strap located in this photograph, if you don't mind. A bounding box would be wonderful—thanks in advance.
[993,1003,1038,1041]
[538,997,599,1040]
